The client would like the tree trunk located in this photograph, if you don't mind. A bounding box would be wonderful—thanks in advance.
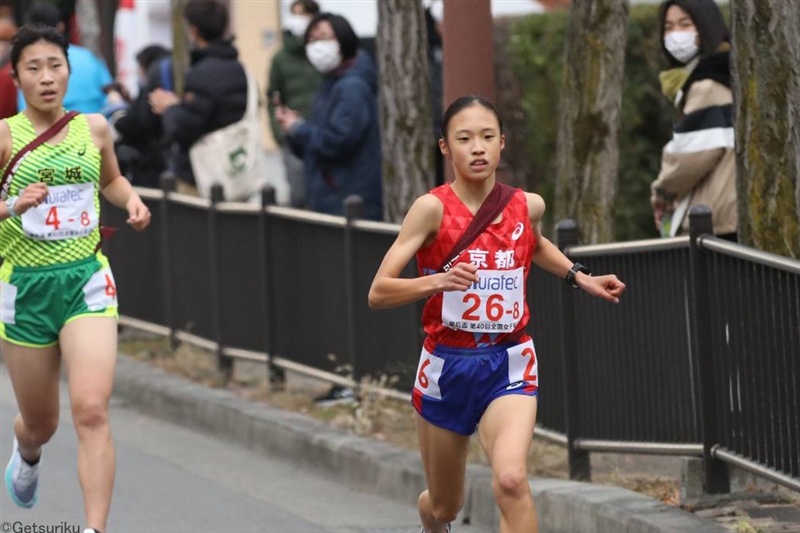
[731,0,800,258]
[493,18,529,190]
[170,0,189,97]
[377,0,434,223]
[554,0,629,244]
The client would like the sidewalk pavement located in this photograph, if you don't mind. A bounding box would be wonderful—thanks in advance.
[111,353,729,533]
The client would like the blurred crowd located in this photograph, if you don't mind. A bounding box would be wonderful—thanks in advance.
[0,0,735,236]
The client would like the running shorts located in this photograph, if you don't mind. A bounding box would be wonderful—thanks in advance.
[0,253,118,348]
[412,336,539,436]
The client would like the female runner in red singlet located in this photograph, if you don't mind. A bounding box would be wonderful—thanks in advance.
[369,96,626,533]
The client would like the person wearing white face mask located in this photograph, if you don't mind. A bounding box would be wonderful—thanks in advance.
[650,0,737,240]
[275,12,383,221]
[267,0,322,208]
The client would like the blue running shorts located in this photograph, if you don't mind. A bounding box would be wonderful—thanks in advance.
[412,337,539,436]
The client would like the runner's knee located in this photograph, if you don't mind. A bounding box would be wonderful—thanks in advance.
[72,398,109,432]
[493,466,529,502]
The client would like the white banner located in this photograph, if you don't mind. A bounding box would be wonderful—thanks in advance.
[114,0,172,97]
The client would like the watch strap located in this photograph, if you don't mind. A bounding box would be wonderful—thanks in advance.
[566,262,591,289]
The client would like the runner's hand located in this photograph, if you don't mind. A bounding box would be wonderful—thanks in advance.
[440,262,480,292]
[577,273,626,304]
[13,182,49,215]
[126,195,151,231]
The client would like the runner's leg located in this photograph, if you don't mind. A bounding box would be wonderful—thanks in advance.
[60,317,117,533]
[478,395,538,533]
[2,340,61,462]
[416,413,471,532]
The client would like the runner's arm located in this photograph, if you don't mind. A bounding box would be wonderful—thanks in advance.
[89,114,151,231]
[0,119,9,171]
[369,195,479,309]
[0,119,48,221]
[527,192,625,304]
[0,119,10,220]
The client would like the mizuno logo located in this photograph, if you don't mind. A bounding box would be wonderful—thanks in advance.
[77,144,86,156]
[506,381,524,390]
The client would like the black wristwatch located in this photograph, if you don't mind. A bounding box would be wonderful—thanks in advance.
[565,262,591,289]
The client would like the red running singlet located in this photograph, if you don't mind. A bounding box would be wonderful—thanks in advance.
[416,184,537,349]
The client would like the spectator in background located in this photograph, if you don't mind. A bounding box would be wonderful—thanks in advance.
[0,16,16,119]
[18,1,111,113]
[105,45,171,188]
[275,13,383,221]
[149,0,248,196]
[651,0,736,240]
[267,0,322,208]
[276,12,382,407]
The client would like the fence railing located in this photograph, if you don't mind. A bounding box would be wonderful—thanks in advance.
[103,180,799,493]
[698,229,800,491]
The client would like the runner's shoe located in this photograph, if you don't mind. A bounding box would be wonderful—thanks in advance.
[420,524,451,533]
[5,438,40,508]
[313,385,357,407]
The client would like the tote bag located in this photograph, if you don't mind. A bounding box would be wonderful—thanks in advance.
[189,66,266,201]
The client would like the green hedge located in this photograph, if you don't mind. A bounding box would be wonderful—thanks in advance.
[503,5,678,241]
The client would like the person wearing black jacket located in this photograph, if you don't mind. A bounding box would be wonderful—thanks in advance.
[149,0,247,194]
[106,45,170,188]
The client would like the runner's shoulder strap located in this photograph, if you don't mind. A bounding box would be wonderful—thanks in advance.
[437,182,518,273]
[1,111,80,199]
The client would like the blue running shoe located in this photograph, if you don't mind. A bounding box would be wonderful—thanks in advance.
[5,438,40,508]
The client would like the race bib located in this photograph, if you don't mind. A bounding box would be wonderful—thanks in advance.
[507,339,538,388]
[414,348,444,399]
[83,267,118,311]
[21,183,97,241]
[441,267,524,332]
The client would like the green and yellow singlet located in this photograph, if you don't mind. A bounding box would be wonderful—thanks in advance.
[0,112,102,267]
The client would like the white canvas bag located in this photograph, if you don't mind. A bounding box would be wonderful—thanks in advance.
[189,66,266,201]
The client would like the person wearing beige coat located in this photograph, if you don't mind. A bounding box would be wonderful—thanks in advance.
[652,0,737,239]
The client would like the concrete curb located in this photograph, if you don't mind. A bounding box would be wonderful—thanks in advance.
[113,355,728,533]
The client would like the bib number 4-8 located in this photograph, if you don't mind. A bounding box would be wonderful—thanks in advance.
[22,183,97,241]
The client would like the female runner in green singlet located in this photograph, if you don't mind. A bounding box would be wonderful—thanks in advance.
[0,25,151,533]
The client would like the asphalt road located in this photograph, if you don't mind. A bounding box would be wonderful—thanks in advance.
[0,365,486,533]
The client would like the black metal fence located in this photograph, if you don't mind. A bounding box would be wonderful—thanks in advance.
[699,231,800,489]
[103,182,799,493]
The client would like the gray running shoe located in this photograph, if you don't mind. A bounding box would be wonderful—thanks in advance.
[5,438,40,508]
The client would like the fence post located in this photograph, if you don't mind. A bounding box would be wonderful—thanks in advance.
[344,195,364,389]
[688,205,730,494]
[208,184,230,378]
[258,186,284,388]
[557,218,591,481]
[159,172,178,349]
